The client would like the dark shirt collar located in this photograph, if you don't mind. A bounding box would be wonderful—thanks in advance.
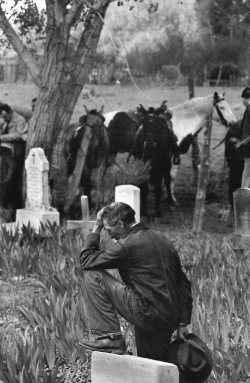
[117,222,149,239]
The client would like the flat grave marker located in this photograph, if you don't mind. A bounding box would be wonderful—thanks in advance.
[91,352,178,383]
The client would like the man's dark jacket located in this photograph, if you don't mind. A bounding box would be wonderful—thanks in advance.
[240,104,250,158]
[80,224,192,334]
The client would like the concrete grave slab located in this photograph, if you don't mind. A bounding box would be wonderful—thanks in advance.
[91,352,178,383]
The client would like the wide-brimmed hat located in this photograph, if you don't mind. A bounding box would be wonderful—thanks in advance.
[241,87,250,99]
[168,333,213,383]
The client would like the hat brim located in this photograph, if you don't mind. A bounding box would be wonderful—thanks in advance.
[168,334,213,383]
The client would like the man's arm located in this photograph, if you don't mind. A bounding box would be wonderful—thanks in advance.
[236,105,250,148]
[80,233,126,270]
[80,207,126,270]
[0,114,26,142]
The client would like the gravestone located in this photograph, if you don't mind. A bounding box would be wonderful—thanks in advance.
[91,352,178,383]
[115,185,140,222]
[16,148,59,232]
[233,188,250,248]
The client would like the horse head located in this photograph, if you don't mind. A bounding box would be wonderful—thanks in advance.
[79,105,105,129]
[213,92,236,127]
[65,105,109,176]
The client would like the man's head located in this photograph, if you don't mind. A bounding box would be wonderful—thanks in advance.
[0,104,12,122]
[102,202,136,239]
[31,97,37,112]
[241,87,250,106]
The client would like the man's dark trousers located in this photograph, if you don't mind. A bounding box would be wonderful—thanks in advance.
[83,269,173,361]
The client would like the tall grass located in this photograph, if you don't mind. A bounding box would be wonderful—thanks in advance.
[0,225,249,382]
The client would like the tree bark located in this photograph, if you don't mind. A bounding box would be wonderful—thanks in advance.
[0,1,110,213]
[24,6,109,209]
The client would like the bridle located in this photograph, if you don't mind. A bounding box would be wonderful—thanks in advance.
[212,97,231,150]
[213,97,228,127]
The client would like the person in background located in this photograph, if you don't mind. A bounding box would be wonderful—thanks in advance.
[0,104,26,217]
[21,97,37,142]
[234,87,250,188]
[79,202,192,361]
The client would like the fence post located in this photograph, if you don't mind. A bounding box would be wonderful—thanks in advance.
[192,118,212,234]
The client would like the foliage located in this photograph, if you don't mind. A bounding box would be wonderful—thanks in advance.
[0,325,64,383]
[174,233,250,382]
[0,224,250,381]
[195,0,250,78]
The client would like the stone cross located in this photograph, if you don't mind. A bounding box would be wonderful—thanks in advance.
[91,352,178,383]
[115,185,140,222]
[66,195,95,233]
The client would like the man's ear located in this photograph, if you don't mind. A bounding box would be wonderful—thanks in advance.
[118,220,124,228]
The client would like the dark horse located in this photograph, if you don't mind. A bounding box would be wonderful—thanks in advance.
[106,106,178,217]
[64,106,109,218]
[132,114,178,217]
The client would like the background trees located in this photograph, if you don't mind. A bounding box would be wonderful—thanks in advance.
[0,0,249,209]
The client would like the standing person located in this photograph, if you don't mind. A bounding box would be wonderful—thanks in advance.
[0,104,26,217]
[235,87,250,188]
[79,202,192,361]
[21,97,37,142]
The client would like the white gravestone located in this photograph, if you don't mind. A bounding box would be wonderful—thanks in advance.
[91,352,178,383]
[16,148,59,231]
[115,185,140,222]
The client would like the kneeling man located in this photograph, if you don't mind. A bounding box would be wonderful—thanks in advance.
[80,202,192,361]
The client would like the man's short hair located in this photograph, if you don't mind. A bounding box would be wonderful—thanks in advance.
[102,202,135,226]
[0,104,12,114]
[241,87,250,99]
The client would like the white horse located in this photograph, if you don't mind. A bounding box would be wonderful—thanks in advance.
[171,92,236,144]
[104,92,237,206]
[168,92,236,203]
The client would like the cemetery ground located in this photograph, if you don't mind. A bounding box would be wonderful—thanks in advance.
[0,83,249,382]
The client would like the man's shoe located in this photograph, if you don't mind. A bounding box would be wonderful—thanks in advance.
[79,333,126,354]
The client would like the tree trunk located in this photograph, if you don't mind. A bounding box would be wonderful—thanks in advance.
[25,9,108,211]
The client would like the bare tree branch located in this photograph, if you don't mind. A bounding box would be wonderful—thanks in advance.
[45,0,55,27]
[54,0,66,27]
[0,8,41,84]
[65,0,86,32]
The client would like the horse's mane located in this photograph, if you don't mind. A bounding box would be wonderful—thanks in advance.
[172,95,214,117]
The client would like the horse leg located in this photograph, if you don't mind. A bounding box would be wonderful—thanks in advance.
[167,164,179,206]
[153,171,163,218]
